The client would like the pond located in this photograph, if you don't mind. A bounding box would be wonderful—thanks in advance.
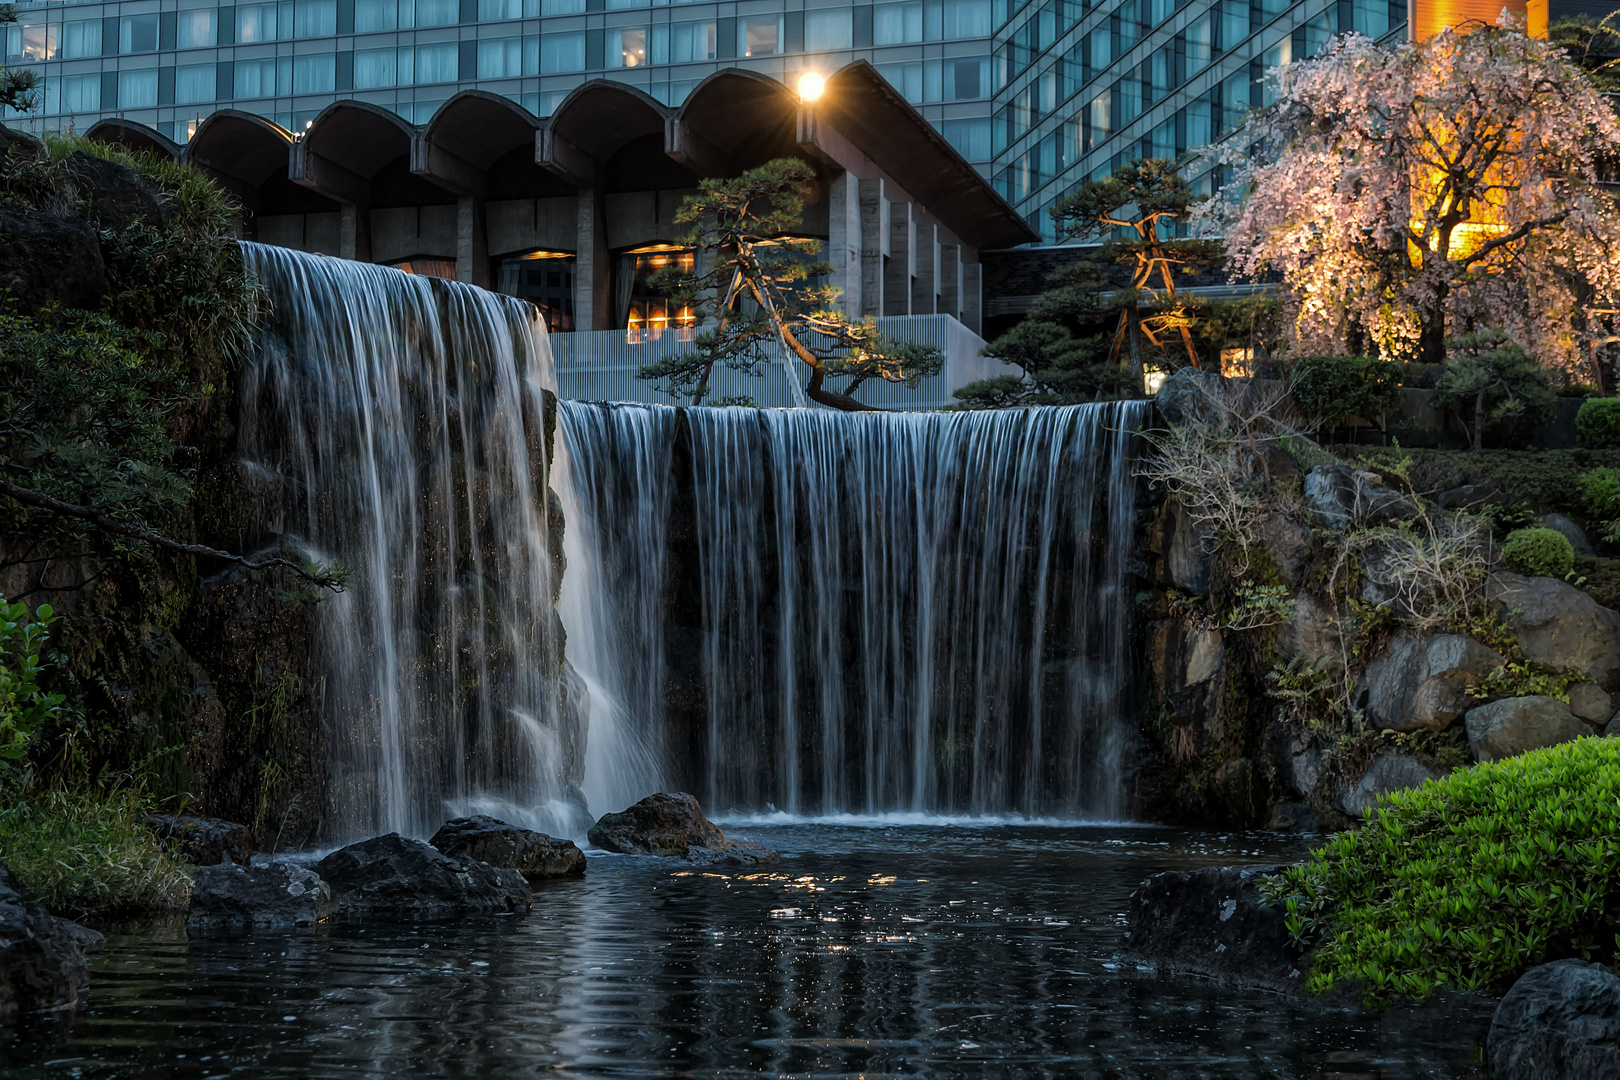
[0,823,1490,1078]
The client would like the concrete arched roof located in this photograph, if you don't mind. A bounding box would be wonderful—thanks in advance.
[677,68,799,159]
[184,110,294,187]
[85,118,180,160]
[302,99,416,180]
[424,90,541,170]
[545,79,668,163]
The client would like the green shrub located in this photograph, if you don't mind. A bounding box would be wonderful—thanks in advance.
[1578,398,1620,449]
[1501,526,1575,578]
[0,785,191,918]
[1263,737,1620,1005]
[1434,332,1556,451]
[1,597,63,768]
[1576,467,1620,547]
[1290,354,1402,428]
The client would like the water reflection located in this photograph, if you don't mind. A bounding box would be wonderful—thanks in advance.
[0,825,1489,1078]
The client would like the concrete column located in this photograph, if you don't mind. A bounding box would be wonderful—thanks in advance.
[884,199,913,317]
[962,260,983,336]
[340,203,371,263]
[858,178,887,319]
[940,242,961,322]
[828,170,861,318]
[575,189,613,330]
[912,218,938,316]
[456,196,490,288]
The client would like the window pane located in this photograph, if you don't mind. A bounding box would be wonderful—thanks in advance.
[479,0,523,18]
[743,14,781,56]
[478,36,521,76]
[356,0,398,30]
[237,4,279,42]
[669,20,715,61]
[874,3,922,44]
[416,0,460,26]
[950,56,986,98]
[1184,15,1210,73]
[294,53,335,92]
[542,0,586,11]
[1352,0,1388,37]
[610,26,647,66]
[62,21,102,59]
[606,0,646,8]
[177,10,217,48]
[877,60,922,102]
[120,14,159,53]
[176,63,216,103]
[354,46,398,86]
[541,31,584,71]
[413,41,460,82]
[295,0,338,37]
[62,72,100,111]
[7,23,54,62]
[805,9,851,51]
[941,0,989,38]
[235,56,278,96]
[942,116,989,159]
[118,67,158,106]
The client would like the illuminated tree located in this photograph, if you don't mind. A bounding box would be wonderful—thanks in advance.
[638,158,940,411]
[1198,24,1620,377]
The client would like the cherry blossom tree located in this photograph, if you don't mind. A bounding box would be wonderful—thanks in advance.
[1196,22,1620,378]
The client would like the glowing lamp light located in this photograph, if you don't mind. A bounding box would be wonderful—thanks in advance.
[798,72,826,102]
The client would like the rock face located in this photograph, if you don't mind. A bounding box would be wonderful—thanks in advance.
[63,150,170,231]
[1275,592,1345,675]
[1126,865,1302,988]
[1149,499,1213,595]
[1154,367,1225,426]
[187,862,335,932]
[1335,753,1445,817]
[429,816,586,880]
[0,861,91,1024]
[589,792,779,863]
[1488,959,1620,1080]
[313,834,532,919]
[1541,513,1595,556]
[0,206,106,310]
[1487,573,1620,685]
[145,814,253,866]
[1569,683,1613,725]
[1360,634,1504,733]
[1303,466,1414,529]
[1465,696,1594,762]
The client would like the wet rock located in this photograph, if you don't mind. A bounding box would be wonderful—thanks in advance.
[1360,634,1504,733]
[0,206,106,310]
[1126,864,1302,989]
[1255,511,1310,584]
[1304,466,1416,529]
[1569,683,1613,725]
[588,792,779,864]
[145,814,253,866]
[1150,498,1213,595]
[1606,710,1620,737]
[1438,481,1504,510]
[429,816,585,880]
[1148,620,1225,723]
[1264,801,1320,833]
[1275,592,1345,675]
[685,841,781,867]
[0,860,91,1024]
[1488,959,1620,1080]
[64,150,170,231]
[313,834,531,920]
[1154,366,1225,427]
[1486,573,1620,685]
[1465,696,1593,763]
[1541,513,1594,556]
[1335,753,1445,818]
[187,862,335,932]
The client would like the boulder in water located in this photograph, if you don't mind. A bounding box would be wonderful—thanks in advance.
[588,793,779,864]
[145,813,253,866]
[0,860,94,1024]
[1126,864,1303,989]
[187,862,336,932]
[428,816,585,880]
[686,841,781,867]
[313,834,531,920]
[1488,959,1620,1079]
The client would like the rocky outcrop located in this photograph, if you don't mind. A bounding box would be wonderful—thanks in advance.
[1335,753,1445,817]
[1568,683,1613,725]
[187,862,335,932]
[1359,634,1504,733]
[1541,513,1594,556]
[0,206,106,310]
[1487,573,1620,685]
[589,792,779,863]
[1275,592,1345,674]
[686,841,781,866]
[145,814,253,866]
[1254,511,1310,584]
[1126,865,1302,988]
[1154,367,1225,427]
[1465,696,1594,762]
[428,816,585,880]
[1488,959,1620,1080]
[63,150,170,232]
[1148,498,1213,595]
[0,861,92,1024]
[1303,466,1415,529]
[313,834,532,920]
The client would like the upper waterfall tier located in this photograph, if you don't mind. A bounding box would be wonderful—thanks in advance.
[558,399,1148,821]
[239,243,579,842]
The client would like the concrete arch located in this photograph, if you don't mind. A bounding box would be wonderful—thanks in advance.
[540,80,684,190]
[85,118,180,161]
[183,110,323,219]
[424,90,539,170]
[677,68,800,164]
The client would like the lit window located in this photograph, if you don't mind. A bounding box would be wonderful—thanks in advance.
[743,15,782,57]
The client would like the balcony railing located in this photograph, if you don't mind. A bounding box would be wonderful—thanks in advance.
[550,314,995,411]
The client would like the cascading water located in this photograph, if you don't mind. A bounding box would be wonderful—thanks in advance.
[238,243,583,842]
[559,400,1147,821]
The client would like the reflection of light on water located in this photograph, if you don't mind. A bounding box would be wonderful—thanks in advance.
[714,810,1156,828]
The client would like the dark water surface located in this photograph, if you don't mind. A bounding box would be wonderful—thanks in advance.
[1,823,1489,1078]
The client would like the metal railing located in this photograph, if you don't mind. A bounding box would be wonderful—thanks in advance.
[550,314,993,411]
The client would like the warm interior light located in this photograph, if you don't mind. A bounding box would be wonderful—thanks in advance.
[798,72,826,102]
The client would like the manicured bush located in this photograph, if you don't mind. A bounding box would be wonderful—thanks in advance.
[1290,354,1402,428]
[1501,526,1575,578]
[0,786,191,918]
[1577,397,1620,449]
[1264,737,1620,1005]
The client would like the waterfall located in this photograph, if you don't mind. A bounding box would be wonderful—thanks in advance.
[559,400,1148,821]
[238,244,584,842]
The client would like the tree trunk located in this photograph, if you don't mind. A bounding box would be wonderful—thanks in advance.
[1473,386,1485,454]
[1418,280,1448,366]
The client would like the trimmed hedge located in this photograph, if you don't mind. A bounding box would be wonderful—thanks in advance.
[1264,737,1620,1005]
[1502,526,1575,579]
[1291,354,1402,428]
[1577,397,1620,449]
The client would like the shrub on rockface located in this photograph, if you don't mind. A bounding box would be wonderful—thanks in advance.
[1264,737,1620,1005]
[1577,397,1620,449]
[1501,526,1575,579]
